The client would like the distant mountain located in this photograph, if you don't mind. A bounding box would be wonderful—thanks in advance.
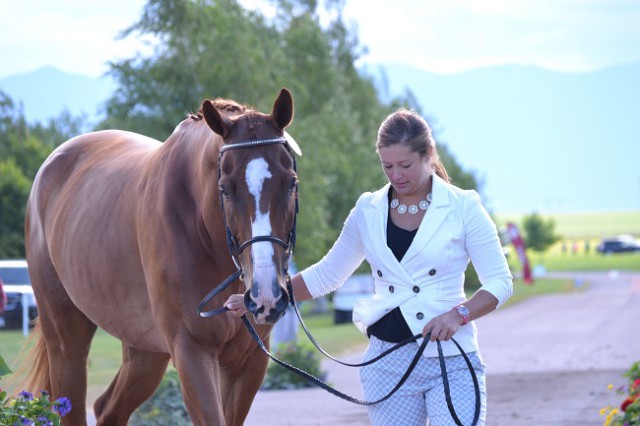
[0,66,115,125]
[366,63,640,213]
[1,64,639,213]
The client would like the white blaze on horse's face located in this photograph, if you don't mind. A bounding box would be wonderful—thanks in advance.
[245,157,280,321]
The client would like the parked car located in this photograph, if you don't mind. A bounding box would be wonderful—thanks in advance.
[0,259,38,328]
[596,236,640,254]
[333,274,374,324]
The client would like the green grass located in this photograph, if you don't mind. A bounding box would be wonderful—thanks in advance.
[494,209,640,272]
[494,210,640,239]
[0,328,123,405]
[505,240,640,272]
[293,307,369,354]
[502,278,578,306]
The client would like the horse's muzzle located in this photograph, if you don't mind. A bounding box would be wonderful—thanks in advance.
[244,285,290,324]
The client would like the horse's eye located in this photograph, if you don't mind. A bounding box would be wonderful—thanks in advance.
[289,178,298,194]
[219,185,230,197]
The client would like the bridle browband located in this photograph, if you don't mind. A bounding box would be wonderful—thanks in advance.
[198,136,298,318]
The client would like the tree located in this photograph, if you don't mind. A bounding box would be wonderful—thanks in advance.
[0,90,85,256]
[522,212,560,262]
[99,0,478,268]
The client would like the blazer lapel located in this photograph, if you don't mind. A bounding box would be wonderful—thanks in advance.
[361,183,391,252]
[401,174,451,265]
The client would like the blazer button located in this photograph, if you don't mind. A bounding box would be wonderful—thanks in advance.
[416,312,424,320]
[388,285,394,293]
[377,270,383,277]
[412,286,420,293]
[429,268,436,276]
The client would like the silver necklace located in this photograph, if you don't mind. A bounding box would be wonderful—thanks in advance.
[390,192,432,215]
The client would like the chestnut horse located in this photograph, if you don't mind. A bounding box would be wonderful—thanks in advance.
[22,89,298,425]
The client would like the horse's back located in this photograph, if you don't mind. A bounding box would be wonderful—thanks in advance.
[28,129,160,239]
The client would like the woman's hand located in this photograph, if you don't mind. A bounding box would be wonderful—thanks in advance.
[224,294,246,317]
[422,309,463,341]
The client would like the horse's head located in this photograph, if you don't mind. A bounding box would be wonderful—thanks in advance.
[202,88,297,324]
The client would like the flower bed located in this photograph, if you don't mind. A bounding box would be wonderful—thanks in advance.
[0,354,72,426]
[601,361,640,426]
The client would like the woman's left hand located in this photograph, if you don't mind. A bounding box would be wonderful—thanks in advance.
[224,293,247,317]
[422,309,463,341]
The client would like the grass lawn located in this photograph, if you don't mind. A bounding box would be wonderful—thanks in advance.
[494,210,640,239]
[507,243,640,273]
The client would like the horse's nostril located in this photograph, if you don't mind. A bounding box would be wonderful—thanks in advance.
[265,307,287,323]
[275,293,289,311]
[244,292,257,312]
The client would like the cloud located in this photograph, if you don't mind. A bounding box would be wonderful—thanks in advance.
[0,0,147,78]
[343,0,640,73]
[1,0,639,78]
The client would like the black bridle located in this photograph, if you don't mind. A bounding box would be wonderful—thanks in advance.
[198,136,298,318]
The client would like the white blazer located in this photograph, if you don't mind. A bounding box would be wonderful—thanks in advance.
[301,174,513,357]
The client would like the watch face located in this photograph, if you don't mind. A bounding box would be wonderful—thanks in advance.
[458,305,469,317]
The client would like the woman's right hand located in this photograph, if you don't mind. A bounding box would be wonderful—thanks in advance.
[224,294,246,317]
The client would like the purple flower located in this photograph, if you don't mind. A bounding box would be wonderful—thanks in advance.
[17,415,33,425]
[37,417,53,426]
[52,397,72,418]
[39,390,49,396]
[18,391,34,401]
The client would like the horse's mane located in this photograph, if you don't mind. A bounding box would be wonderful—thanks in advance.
[189,98,253,121]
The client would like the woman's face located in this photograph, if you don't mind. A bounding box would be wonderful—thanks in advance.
[378,144,431,197]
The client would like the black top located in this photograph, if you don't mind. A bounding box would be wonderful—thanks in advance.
[367,189,417,342]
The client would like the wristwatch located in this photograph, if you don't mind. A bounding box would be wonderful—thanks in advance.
[454,304,470,325]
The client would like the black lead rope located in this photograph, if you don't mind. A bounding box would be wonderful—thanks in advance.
[240,314,479,426]
[240,314,426,406]
[197,270,242,318]
[198,284,480,425]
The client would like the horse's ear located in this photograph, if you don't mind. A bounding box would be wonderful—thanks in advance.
[202,100,234,137]
[271,88,294,130]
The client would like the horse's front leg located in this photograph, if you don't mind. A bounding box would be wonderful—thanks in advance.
[220,340,271,425]
[171,332,226,426]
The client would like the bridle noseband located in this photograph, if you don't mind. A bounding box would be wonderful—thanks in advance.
[198,136,298,318]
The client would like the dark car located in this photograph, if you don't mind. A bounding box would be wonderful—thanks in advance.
[0,259,38,328]
[0,278,7,327]
[596,237,640,254]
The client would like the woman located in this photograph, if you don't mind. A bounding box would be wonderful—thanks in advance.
[226,108,513,425]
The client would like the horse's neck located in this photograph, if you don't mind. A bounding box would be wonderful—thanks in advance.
[159,120,226,253]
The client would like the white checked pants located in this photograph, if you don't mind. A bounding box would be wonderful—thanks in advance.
[360,336,487,426]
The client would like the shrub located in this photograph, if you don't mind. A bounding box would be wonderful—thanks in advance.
[261,342,327,390]
[129,369,191,426]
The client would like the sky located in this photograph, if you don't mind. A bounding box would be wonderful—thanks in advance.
[1,1,639,214]
[1,0,640,79]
